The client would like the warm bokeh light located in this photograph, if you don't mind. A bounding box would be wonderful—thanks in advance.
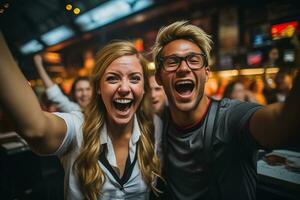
[78,68,88,76]
[61,79,74,94]
[148,62,155,71]
[134,38,144,52]
[84,51,95,69]
[210,67,279,78]
[66,4,72,10]
[73,8,80,14]
[54,77,63,84]
[42,52,61,63]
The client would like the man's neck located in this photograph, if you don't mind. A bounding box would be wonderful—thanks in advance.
[170,96,210,128]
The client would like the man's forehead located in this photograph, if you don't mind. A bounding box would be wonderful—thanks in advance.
[162,39,201,56]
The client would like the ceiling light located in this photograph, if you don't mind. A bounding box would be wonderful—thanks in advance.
[41,26,74,46]
[20,40,44,54]
[66,4,72,10]
[73,8,80,14]
[75,0,153,31]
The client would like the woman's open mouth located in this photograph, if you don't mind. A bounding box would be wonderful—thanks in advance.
[113,99,133,112]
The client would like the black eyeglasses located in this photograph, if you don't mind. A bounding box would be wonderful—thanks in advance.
[159,53,207,72]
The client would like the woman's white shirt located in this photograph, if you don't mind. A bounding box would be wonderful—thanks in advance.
[53,111,149,200]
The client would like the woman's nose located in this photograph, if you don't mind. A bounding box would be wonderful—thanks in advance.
[118,81,130,95]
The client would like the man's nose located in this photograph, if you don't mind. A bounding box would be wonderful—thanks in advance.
[176,59,191,75]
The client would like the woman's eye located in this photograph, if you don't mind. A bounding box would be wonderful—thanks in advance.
[106,76,118,82]
[131,75,141,82]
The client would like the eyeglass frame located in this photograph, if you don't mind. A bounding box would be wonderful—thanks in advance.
[158,52,208,72]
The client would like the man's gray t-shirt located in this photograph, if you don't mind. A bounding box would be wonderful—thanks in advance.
[161,98,262,200]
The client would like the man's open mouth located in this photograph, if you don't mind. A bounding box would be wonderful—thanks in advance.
[113,99,133,111]
[175,80,195,95]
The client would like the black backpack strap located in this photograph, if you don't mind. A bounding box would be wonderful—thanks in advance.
[204,99,220,162]
[204,99,221,200]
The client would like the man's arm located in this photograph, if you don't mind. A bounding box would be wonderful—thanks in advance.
[0,32,67,154]
[250,72,300,148]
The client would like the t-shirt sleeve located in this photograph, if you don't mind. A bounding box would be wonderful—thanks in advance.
[52,111,83,156]
[226,100,263,150]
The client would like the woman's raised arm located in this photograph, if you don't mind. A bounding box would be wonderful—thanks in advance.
[0,32,67,154]
[33,54,55,88]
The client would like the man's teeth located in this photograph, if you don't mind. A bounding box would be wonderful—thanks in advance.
[176,80,193,86]
[114,99,132,104]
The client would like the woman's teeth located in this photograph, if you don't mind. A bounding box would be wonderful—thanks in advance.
[113,99,133,111]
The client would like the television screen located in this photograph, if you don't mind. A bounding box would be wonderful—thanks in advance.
[283,50,295,63]
[271,21,299,40]
[247,51,262,66]
[219,55,233,69]
[253,34,264,46]
[251,24,271,47]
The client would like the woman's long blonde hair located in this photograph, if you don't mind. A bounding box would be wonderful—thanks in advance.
[73,40,161,200]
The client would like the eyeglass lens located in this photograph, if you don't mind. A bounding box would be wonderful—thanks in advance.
[163,53,206,71]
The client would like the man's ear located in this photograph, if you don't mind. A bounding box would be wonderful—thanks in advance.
[155,71,163,86]
[205,66,210,82]
[97,89,101,95]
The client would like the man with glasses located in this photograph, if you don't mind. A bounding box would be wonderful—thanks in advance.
[151,21,300,200]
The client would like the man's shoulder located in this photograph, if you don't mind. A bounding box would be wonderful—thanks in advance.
[219,98,262,112]
[215,98,263,139]
[215,98,262,130]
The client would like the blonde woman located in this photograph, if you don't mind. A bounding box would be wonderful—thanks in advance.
[0,32,160,200]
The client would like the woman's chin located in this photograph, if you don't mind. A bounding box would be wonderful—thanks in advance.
[110,114,134,126]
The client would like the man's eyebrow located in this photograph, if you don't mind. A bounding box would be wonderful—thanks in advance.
[163,52,200,57]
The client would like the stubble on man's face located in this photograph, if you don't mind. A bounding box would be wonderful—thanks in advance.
[158,39,209,113]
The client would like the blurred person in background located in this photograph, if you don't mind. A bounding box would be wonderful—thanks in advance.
[0,33,161,200]
[222,80,257,102]
[248,78,267,105]
[69,76,92,109]
[149,71,168,118]
[34,55,92,112]
[149,70,168,157]
[263,69,292,104]
[264,46,280,67]
[262,45,292,104]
